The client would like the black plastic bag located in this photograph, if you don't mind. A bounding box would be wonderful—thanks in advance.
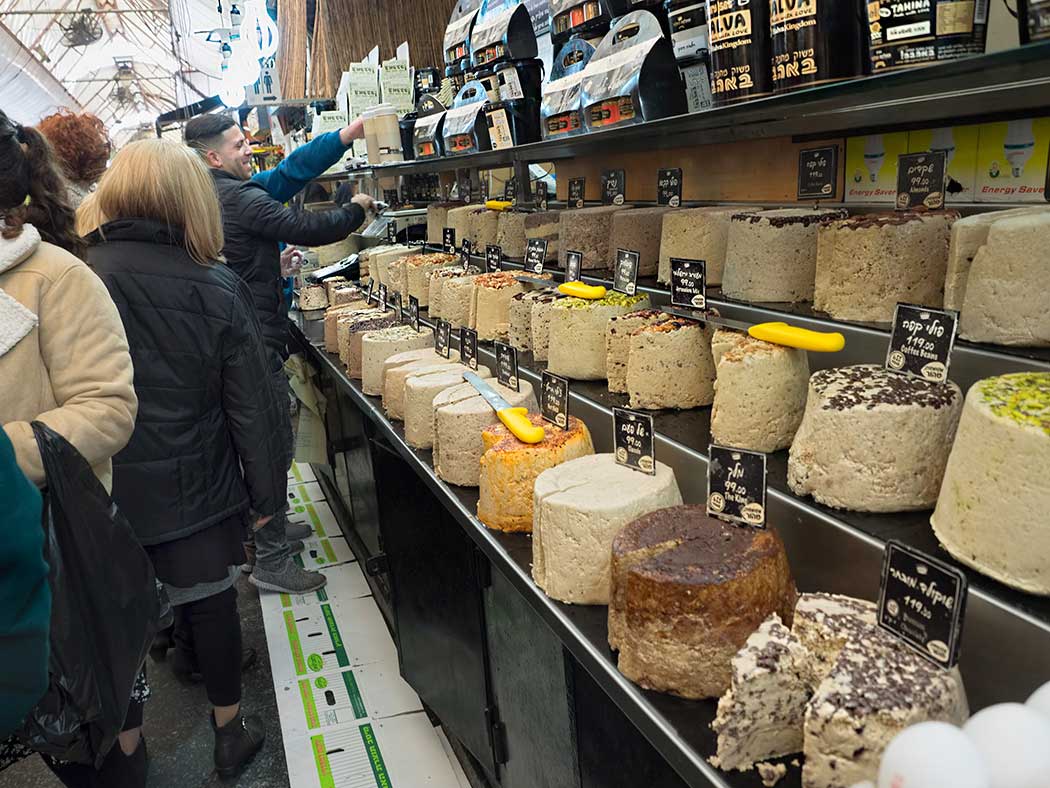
[17,422,162,768]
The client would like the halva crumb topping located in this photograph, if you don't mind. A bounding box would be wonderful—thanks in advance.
[812,365,959,411]
[978,372,1050,436]
[553,292,648,310]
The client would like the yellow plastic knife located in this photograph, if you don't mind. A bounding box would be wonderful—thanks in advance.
[663,307,845,352]
[515,275,608,300]
[557,281,607,299]
[463,371,545,444]
[485,200,514,212]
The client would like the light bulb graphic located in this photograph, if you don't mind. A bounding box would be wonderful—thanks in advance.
[1004,119,1036,177]
[240,0,279,60]
[929,127,956,168]
[219,40,260,106]
[864,135,886,183]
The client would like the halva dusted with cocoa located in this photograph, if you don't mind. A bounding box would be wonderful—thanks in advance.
[707,0,772,104]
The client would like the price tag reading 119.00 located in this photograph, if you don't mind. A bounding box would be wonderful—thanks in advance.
[878,541,967,670]
[885,303,958,383]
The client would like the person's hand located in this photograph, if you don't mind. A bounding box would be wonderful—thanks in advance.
[253,514,273,531]
[280,246,302,277]
[351,193,375,214]
[340,117,365,145]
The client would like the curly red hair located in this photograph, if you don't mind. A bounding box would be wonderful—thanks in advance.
[37,109,111,184]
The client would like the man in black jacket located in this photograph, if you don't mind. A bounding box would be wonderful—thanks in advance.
[186,113,373,595]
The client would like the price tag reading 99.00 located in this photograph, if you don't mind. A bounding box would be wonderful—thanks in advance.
[613,408,655,475]
[707,444,767,527]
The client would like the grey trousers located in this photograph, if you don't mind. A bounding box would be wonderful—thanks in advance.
[254,362,295,572]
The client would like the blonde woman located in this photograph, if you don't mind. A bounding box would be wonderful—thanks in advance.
[81,139,283,779]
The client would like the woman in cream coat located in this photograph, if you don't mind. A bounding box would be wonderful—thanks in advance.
[0,109,141,787]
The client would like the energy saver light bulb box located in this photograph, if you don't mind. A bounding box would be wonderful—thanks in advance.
[974,118,1050,202]
[907,125,980,203]
[845,132,909,203]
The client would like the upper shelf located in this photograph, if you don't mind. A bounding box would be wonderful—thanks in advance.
[325,42,1050,179]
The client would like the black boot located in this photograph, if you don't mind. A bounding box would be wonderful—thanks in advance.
[212,710,265,780]
[149,624,174,663]
[95,737,148,788]
[46,737,148,788]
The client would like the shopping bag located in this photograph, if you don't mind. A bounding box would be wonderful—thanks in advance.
[16,422,162,768]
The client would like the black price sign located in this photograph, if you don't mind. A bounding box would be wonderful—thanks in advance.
[443,227,456,254]
[460,327,478,370]
[797,146,838,201]
[657,168,683,207]
[602,169,626,205]
[461,237,473,268]
[565,250,583,283]
[378,283,388,311]
[386,220,397,243]
[525,238,548,275]
[408,295,420,332]
[391,290,403,321]
[886,303,958,383]
[568,177,585,208]
[613,408,655,475]
[459,174,472,203]
[537,181,549,211]
[896,151,947,211]
[613,249,639,295]
[486,244,503,273]
[878,541,967,670]
[540,371,569,429]
[707,444,767,527]
[366,277,376,303]
[670,258,706,309]
[480,177,489,201]
[435,319,451,358]
[495,341,519,391]
[505,176,517,201]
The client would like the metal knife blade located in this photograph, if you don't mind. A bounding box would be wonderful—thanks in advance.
[463,371,512,412]
[661,305,753,332]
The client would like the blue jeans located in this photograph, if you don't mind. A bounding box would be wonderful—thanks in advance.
[254,362,295,572]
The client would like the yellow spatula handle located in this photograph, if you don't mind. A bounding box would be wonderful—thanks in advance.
[558,281,607,299]
[748,322,845,353]
[485,200,514,212]
[498,407,545,444]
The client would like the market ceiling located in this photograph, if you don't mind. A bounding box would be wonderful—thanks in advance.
[0,0,226,134]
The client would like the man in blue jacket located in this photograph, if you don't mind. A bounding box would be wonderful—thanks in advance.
[186,113,373,594]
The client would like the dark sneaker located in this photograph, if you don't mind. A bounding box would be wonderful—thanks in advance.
[285,520,314,541]
[249,560,327,594]
[212,711,265,780]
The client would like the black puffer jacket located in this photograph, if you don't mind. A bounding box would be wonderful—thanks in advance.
[87,219,286,546]
[211,169,365,360]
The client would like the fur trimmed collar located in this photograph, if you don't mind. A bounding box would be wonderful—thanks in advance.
[0,223,41,356]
